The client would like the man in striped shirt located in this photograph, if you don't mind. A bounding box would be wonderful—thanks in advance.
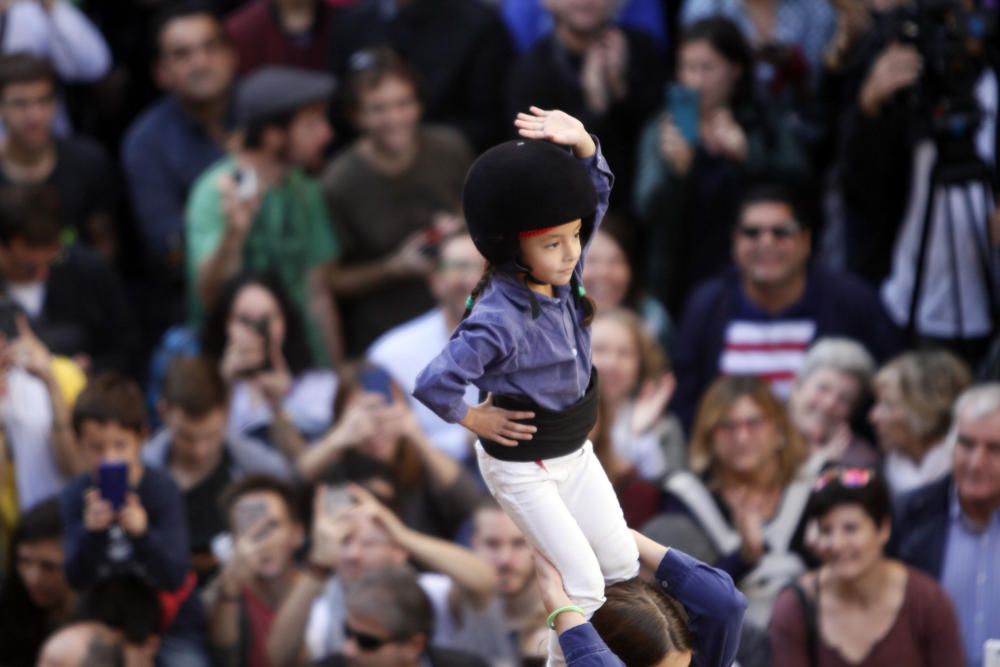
[672,185,901,431]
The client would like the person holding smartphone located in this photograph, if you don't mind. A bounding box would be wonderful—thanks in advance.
[633,17,809,316]
[58,373,208,667]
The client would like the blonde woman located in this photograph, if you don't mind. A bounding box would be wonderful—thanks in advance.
[869,349,971,495]
[648,375,825,627]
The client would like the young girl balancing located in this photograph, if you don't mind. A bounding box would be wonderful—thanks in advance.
[414,107,639,664]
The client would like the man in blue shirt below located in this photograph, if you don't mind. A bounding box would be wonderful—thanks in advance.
[121,2,237,335]
[671,184,901,431]
[893,383,1000,667]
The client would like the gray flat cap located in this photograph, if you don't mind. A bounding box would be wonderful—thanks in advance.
[235,66,336,125]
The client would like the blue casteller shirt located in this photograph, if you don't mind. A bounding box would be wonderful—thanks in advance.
[413,139,613,423]
[559,548,746,667]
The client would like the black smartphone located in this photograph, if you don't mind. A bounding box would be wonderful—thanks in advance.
[360,366,394,403]
[235,315,272,377]
[98,461,129,511]
[0,298,23,339]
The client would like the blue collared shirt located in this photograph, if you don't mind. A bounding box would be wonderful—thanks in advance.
[413,141,613,422]
[121,95,231,259]
[559,548,747,667]
[941,488,1000,667]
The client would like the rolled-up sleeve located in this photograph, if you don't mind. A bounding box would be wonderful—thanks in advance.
[655,548,747,667]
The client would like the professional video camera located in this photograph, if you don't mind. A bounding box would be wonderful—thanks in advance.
[876,0,999,348]
[882,0,997,165]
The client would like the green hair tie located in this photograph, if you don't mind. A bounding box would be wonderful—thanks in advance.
[577,285,587,297]
[465,295,474,309]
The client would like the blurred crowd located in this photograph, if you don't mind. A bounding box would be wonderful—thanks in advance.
[0,0,998,666]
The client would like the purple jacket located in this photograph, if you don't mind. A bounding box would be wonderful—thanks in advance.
[413,141,613,422]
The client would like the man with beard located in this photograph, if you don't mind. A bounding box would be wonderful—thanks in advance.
[367,231,485,461]
[185,64,342,364]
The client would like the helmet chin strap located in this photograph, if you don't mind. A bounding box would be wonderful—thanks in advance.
[513,256,547,285]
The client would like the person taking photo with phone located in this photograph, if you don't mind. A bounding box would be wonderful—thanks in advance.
[633,16,809,316]
[58,373,208,666]
[185,65,343,366]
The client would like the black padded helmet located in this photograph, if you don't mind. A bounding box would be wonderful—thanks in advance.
[462,139,598,267]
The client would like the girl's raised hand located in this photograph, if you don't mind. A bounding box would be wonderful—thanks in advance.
[515,107,596,158]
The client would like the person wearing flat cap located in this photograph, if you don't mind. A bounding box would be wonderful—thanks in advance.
[185,65,343,366]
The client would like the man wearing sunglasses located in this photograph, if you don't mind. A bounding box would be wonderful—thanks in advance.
[893,383,1000,667]
[317,566,488,667]
[672,184,901,430]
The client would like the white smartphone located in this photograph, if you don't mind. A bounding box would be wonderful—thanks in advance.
[985,639,1000,667]
[232,165,258,202]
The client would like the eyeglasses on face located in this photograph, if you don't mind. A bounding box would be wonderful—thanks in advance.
[715,415,769,436]
[344,622,397,652]
[814,467,873,492]
[737,223,800,241]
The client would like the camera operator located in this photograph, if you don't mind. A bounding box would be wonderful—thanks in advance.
[838,0,999,366]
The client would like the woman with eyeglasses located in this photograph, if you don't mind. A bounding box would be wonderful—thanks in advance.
[322,47,473,356]
[769,467,966,667]
[633,16,808,315]
[645,375,825,629]
[0,498,74,667]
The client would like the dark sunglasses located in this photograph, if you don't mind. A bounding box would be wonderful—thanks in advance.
[814,467,873,492]
[344,622,395,652]
[737,224,800,241]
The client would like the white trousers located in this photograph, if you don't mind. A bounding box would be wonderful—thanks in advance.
[476,441,639,666]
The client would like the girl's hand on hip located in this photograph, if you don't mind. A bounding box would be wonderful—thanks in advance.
[515,107,596,158]
[460,394,536,446]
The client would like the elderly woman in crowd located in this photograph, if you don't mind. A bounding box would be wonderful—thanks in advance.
[648,375,825,628]
[869,349,971,495]
[296,363,482,540]
[788,338,879,467]
[769,466,965,667]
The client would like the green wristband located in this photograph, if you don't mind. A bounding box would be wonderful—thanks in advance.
[546,604,586,629]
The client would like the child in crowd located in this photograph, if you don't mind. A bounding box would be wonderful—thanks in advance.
[414,107,639,664]
[59,373,207,665]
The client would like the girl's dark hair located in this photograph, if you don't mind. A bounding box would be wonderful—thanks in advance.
[200,272,313,376]
[807,466,892,527]
[342,47,422,119]
[463,264,597,327]
[680,17,755,113]
[591,578,693,666]
[0,498,64,666]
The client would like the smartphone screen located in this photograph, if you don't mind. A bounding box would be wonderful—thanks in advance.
[666,84,700,146]
[360,366,394,403]
[323,485,354,515]
[98,461,128,511]
[233,497,269,536]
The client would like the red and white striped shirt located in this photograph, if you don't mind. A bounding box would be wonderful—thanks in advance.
[719,319,816,397]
